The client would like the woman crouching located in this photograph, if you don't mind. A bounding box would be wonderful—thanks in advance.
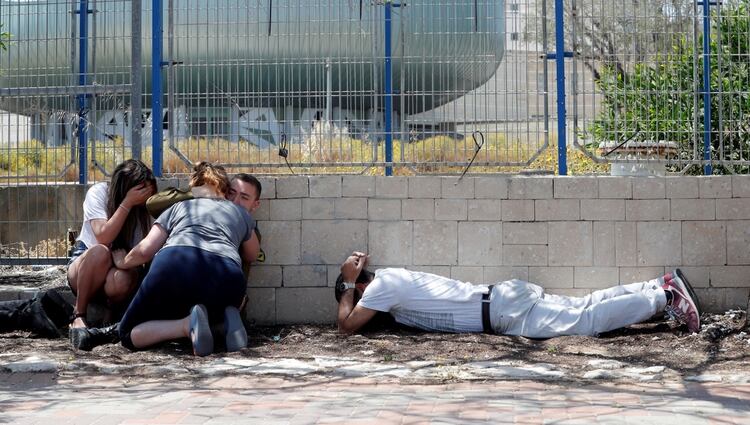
[113,162,259,356]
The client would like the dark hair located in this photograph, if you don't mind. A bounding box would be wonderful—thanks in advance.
[334,269,375,303]
[189,161,230,195]
[231,173,262,200]
[106,159,156,251]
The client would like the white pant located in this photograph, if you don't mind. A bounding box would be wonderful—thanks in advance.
[489,279,668,338]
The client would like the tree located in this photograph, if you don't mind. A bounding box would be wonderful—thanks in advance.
[525,0,694,82]
[586,0,750,173]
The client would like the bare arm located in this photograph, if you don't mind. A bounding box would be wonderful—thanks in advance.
[240,231,260,264]
[91,183,153,245]
[337,291,377,334]
[113,224,168,269]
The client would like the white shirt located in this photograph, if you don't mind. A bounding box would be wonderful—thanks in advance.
[77,182,109,248]
[357,268,489,333]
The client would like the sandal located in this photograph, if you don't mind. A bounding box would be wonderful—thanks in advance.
[189,305,214,357]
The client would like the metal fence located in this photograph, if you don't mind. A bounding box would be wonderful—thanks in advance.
[1,0,750,262]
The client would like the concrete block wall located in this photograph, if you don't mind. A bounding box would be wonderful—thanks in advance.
[247,175,750,325]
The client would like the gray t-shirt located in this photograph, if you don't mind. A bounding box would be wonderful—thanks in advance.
[155,198,255,265]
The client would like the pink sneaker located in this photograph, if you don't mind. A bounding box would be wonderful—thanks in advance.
[663,269,701,333]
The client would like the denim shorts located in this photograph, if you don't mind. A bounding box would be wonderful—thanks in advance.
[67,240,88,267]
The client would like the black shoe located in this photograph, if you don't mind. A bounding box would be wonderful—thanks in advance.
[70,323,121,351]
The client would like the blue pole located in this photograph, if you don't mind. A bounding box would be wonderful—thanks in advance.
[554,0,567,175]
[152,0,164,177]
[701,0,713,175]
[76,0,90,184]
[384,1,393,176]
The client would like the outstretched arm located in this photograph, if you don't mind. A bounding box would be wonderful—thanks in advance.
[113,224,168,269]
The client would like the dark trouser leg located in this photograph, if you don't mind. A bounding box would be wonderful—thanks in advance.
[0,293,62,338]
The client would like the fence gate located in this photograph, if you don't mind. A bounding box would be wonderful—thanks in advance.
[0,0,142,264]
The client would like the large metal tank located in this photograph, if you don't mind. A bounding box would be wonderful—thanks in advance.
[0,0,505,114]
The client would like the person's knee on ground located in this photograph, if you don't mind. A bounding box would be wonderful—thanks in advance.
[68,244,113,327]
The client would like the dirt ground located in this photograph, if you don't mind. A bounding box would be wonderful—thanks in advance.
[2,266,750,380]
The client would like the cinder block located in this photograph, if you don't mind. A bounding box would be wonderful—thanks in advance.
[368,199,402,221]
[276,287,337,324]
[534,199,580,221]
[408,176,441,199]
[581,199,625,221]
[670,199,715,221]
[502,200,534,222]
[695,288,750,313]
[636,222,681,266]
[402,199,435,220]
[485,266,529,283]
[327,265,341,286]
[343,176,375,197]
[270,199,302,220]
[435,199,467,221]
[334,198,368,219]
[475,176,509,199]
[528,267,574,288]
[302,198,335,220]
[625,200,670,221]
[615,222,637,266]
[716,199,750,220]
[262,221,302,265]
[450,266,484,284]
[276,176,309,198]
[283,265,328,287]
[413,221,458,265]
[599,176,632,199]
[247,265,283,288]
[375,176,408,198]
[632,177,666,199]
[682,221,726,266]
[548,222,593,266]
[301,220,367,264]
[441,177,475,199]
[458,222,502,266]
[369,221,412,266]
[502,222,547,245]
[503,245,548,266]
[709,266,750,287]
[666,177,699,199]
[732,175,750,198]
[252,202,271,221]
[246,288,276,325]
[509,177,553,199]
[727,221,750,265]
[664,266,709,288]
[593,222,615,266]
[256,177,276,199]
[619,267,666,284]
[309,176,342,198]
[574,267,620,288]
[554,177,598,199]
[699,176,732,199]
[468,200,502,221]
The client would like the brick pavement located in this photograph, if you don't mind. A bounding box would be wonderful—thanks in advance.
[1,373,749,424]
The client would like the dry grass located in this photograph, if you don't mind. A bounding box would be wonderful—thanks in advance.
[0,132,608,181]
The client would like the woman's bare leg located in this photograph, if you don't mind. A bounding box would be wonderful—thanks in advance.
[129,317,190,349]
[66,244,113,328]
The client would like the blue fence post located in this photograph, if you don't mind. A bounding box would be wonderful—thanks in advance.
[152,0,164,177]
[76,0,91,184]
[383,0,394,176]
[701,0,713,175]
[554,0,567,175]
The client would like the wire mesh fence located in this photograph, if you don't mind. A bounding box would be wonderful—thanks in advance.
[1,0,749,263]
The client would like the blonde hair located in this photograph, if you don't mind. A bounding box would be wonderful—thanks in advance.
[189,161,230,195]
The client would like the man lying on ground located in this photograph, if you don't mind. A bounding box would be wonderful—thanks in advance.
[335,252,701,337]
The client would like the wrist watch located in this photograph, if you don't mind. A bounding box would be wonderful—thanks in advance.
[337,281,356,292]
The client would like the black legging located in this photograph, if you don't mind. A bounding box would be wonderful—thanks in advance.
[119,246,246,350]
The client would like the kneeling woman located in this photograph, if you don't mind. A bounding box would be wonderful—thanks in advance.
[113,162,259,356]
